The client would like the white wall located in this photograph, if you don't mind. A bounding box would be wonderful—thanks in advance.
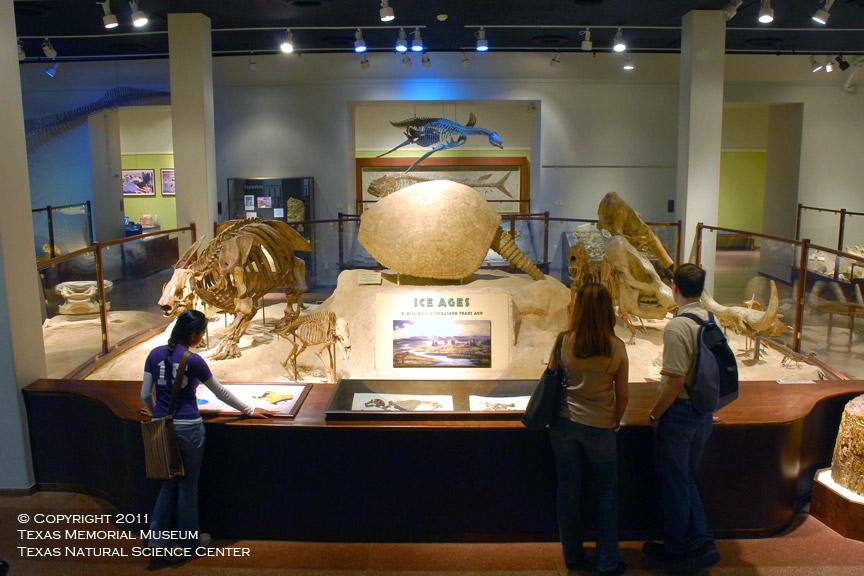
[119,105,173,154]
[722,104,769,150]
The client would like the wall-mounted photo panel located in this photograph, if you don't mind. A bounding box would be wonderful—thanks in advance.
[121,169,155,196]
[160,168,175,197]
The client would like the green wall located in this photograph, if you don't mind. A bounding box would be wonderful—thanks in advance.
[121,154,176,230]
[718,151,766,233]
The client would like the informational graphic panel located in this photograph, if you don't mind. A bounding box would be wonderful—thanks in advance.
[375,292,510,371]
[196,384,310,418]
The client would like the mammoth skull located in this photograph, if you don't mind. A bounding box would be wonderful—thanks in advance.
[604,236,675,320]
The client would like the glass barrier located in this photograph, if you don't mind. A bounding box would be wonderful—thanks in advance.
[32,209,51,262]
[38,248,103,378]
[798,207,842,248]
[52,203,93,254]
[842,212,864,252]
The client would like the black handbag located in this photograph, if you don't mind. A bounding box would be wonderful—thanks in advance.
[521,334,567,430]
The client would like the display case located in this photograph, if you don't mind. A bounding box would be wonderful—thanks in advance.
[325,379,536,420]
[197,383,312,419]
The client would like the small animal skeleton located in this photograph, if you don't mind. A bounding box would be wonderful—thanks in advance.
[367,172,513,199]
[363,398,444,411]
[483,401,517,411]
[378,113,503,173]
[158,219,311,360]
[276,310,350,383]
[253,391,294,405]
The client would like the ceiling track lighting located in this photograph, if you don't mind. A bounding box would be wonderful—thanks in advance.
[354,28,367,53]
[475,26,488,52]
[836,55,850,71]
[247,53,257,71]
[623,56,635,71]
[411,26,423,52]
[550,52,561,67]
[379,0,395,23]
[460,51,470,67]
[360,55,370,70]
[280,29,294,54]
[129,0,148,28]
[810,55,823,72]
[99,1,118,29]
[401,53,412,67]
[825,60,834,73]
[722,0,743,21]
[41,38,57,60]
[612,28,626,53]
[758,0,774,24]
[18,41,25,61]
[44,62,59,78]
[812,0,834,25]
[421,53,431,68]
[395,27,407,52]
[580,29,592,51]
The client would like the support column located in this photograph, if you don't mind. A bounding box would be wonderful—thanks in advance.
[88,109,125,241]
[168,13,217,239]
[676,10,726,288]
[0,0,48,489]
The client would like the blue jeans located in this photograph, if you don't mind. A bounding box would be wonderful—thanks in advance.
[149,421,205,550]
[654,401,714,559]
[549,418,620,571]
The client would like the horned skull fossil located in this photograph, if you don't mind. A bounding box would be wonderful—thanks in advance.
[701,280,789,338]
[603,235,676,323]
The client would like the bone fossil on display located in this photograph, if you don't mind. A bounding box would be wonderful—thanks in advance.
[377,113,504,173]
[831,394,864,496]
[275,310,350,383]
[597,192,674,270]
[285,197,305,223]
[358,180,544,281]
[55,280,113,315]
[701,280,790,338]
[157,219,311,360]
[367,172,513,199]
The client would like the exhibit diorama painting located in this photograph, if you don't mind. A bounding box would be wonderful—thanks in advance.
[122,169,155,196]
[160,169,175,196]
[393,319,492,368]
[356,157,529,214]
[196,384,309,418]
[351,392,454,412]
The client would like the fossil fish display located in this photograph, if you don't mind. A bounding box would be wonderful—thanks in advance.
[367,172,514,199]
[358,180,544,281]
[377,113,503,173]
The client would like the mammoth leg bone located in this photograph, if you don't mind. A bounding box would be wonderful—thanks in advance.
[210,268,256,361]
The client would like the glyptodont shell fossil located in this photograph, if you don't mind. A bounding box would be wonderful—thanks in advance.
[358,179,544,281]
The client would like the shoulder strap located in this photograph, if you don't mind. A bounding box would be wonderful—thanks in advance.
[679,312,713,327]
[166,350,192,419]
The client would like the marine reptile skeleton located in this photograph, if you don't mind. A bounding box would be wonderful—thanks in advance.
[378,113,503,173]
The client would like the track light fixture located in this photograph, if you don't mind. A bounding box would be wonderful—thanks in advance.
[722,0,743,21]
[475,27,488,52]
[129,1,148,28]
[99,1,118,29]
[401,53,412,67]
[421,53,431,68]
[280,29,294,53]
[18,41,25,61]
[811,55,823,72]
[379,0,395,23]
[247,53,257,71]
[44,62,59,78]
[758,0,774,24]
[41,38,57,59]
[623,56,635,71]
[411,27,423,52]
[612,28,626,53]
[461,52,470,67]
[580,29,592,51]
[836,55,850,71]
[825,59,834,73]
[354,28,367,53]
[550,52,561,67]
[360,55,370,70]
[812,0,834,25]
[395,28,408,52]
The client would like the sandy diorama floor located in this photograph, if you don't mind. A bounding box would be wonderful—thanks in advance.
[85,270,823,384]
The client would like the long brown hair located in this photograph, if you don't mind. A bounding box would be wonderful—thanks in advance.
[567,283,616,358]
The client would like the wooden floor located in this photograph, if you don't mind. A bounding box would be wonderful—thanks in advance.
[1,491,863,575]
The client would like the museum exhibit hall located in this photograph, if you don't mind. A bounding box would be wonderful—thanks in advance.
[2,0,864,574]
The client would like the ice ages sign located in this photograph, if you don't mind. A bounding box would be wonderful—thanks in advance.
[374,292,511,372]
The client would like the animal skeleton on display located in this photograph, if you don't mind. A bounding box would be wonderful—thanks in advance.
[275,310,350,383]
[367,172,514,199]
[378,113,503,173]
[158,219,311,360]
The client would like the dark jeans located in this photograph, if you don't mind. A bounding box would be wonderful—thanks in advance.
[149,421,206,550]
[654,401,714,559]
[549,418,620,571]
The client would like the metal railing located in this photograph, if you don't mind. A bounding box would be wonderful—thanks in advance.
[32,200,93,259]
[796,203,864,252]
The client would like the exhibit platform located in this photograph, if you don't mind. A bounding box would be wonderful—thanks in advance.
[23,378,864,542]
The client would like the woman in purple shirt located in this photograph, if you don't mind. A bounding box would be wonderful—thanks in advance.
[141,310,271,557]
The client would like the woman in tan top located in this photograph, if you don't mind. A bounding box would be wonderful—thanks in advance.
[548,283,628,576]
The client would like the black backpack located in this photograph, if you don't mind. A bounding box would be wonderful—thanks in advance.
[679,312,739,414]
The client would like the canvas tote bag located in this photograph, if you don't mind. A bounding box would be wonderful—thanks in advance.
[141,350,191,480]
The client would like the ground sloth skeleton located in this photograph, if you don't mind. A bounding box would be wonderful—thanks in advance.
[158,219,311,360]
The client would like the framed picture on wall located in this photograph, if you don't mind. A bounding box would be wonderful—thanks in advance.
[355,157,529,214]
[160,169,175,197]
[122,169,156,196]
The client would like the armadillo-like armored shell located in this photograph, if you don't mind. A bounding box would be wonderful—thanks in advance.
[359,180,500,280]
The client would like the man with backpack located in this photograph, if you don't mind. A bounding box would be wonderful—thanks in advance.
[643,263,731,574]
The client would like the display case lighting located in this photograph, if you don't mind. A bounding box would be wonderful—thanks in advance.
[758,0,774,24]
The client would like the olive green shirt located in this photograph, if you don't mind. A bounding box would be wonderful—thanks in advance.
[661,301,710,400]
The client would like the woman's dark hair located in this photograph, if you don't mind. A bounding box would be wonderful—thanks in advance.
[165,310,207,379]
[567,283,616,358]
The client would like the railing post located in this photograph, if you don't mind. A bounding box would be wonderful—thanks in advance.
[86,200,94,244]
[543,211,550,266]
[338,212,345,270]
[46,205,56,258]
[675,219,683,267]
[795,203,803,241]
[695,222,704,267]
[793,238,810,353]
[94,243,110,355]
[190,221,197,242]
[838,208,847,252]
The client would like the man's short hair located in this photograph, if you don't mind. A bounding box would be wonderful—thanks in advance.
[674,264,706,298]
